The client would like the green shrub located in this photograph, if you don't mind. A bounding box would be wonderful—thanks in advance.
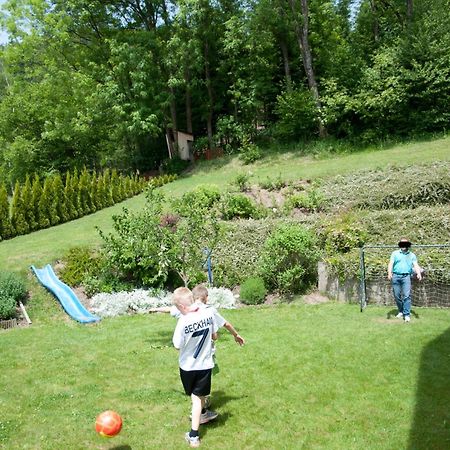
[233,172,251,192]
[173,185,221,216]
[59,246,103,286]
[259,224,319,294]
[213,219,278,287]
[240,277,266,305]
[0,272,27,319]
[221,194,260,220]
[99,189,171,287]
[10,180,29,236]
[0,183,13,240]
[284,189,324,212]
[83,274,134,297]
[318,213,368,254]
[240,142,262,164]
[148,174,178,189]
[0,296,16,320]
[259,174,287,191]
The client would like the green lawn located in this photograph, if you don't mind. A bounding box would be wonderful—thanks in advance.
[1,303,449,449]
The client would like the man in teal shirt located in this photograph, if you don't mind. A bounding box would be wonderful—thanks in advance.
[388,238,422,322]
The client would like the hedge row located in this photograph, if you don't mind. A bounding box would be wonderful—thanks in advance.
[0,168,147,241]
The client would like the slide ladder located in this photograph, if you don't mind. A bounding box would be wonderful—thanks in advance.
[31,264,100,324]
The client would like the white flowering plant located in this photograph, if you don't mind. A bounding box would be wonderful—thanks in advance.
[91,287,237,318]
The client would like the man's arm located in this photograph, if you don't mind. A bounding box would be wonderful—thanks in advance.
[413,261,422,281]
[388,252,395,281]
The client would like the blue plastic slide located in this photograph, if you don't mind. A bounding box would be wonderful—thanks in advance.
[31,264,100,324]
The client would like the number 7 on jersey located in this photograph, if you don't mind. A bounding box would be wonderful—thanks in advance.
[192,328,209,358]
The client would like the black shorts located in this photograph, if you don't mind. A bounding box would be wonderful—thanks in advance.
[180,368,212,396]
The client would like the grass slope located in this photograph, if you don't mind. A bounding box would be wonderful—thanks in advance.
[1,135,449,275]
[1,304,449,449]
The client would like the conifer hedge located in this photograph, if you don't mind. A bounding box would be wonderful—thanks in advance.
[0,169,151,241]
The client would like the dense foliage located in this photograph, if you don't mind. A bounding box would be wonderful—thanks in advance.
[0,168,146,241]
[239,277,267,305]
[0,271,27,319]
[1,0,450,183]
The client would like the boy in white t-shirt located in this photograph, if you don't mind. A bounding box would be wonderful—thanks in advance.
[172,287,218,448]
[191,285,245,419]
[192,285,245,347]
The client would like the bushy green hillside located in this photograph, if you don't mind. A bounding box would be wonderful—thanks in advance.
[1,136,449,322]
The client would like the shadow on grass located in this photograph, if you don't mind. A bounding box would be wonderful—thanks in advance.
[386,308,420,320]
[407,327,450,449]
[108,446,132,450]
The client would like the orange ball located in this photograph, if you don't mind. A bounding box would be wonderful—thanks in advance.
[95,410,123,438]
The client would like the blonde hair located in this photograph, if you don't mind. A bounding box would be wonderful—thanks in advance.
[192,285,209,303]
[172,287,194,308]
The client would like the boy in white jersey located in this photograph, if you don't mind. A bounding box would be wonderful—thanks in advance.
[172,287,218,448]
[192,285,245,346]
[191,285,245,418]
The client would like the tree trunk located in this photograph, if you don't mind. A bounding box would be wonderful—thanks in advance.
[204,41,214,149]
[169,86,178,151]
[185,68,193,135]
[288,0,326,137]
[279,39,293,92]
[406,0,413,22]
[369,0,380,42]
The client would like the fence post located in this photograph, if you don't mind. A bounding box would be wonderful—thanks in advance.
[359,247,367,312]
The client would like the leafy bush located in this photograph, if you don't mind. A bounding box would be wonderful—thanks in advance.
[0,272,27,319]
[284,189,324,212]
[274,88,319,140]
[233,173,251,192]
[213,219,278,287]
[240,142,262,164]
[148,174,178,189]
[259,224,319,294]
[173,185,221,216]
[240,277,266,305]
[220,194,260,220]
[318,213,368,254]
[59,246,103,286]
[82,274,134,297]
[99,189,171,287]
[259,174,287,191]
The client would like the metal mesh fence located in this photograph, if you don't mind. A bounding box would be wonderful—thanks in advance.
[359,244,450,311]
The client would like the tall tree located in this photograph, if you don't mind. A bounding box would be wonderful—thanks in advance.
[287,0,326,137]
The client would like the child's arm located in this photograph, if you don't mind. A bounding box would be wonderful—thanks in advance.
[224,322,245,346]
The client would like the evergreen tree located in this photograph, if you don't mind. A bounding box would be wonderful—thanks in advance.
[38,177,53,229]
[10,181,29,236]
[21,174,35,232]
[0,183,13,240]
[64,171,76,220]
[103,169,114,207]
[71,168,82,218]
[79,167,92,215]
[30,174,42,231]
[110,169,120,204]
[91,171,102,211]
[52,174,68,224]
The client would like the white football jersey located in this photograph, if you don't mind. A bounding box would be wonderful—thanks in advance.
[203,304,226,328]
[173,306,218,371]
